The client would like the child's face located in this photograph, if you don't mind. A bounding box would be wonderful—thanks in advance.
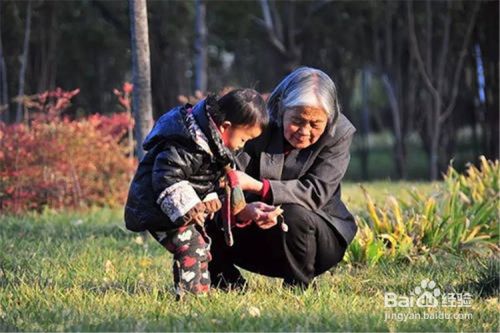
[219,123,262,151]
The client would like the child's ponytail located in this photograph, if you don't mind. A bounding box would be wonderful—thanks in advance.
[208,89,269,130]
[205,94,224,125]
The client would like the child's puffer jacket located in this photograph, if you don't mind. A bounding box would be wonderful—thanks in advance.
[124,98,232,232]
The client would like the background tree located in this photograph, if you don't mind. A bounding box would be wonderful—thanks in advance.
[15,0,32,123]
[0,2,9,122]
[0,0,497,180]
[407,0,480,180]
[194,0,207,93]
[129,0,153,160]
[475,0,499,162]
[371,1,413,179]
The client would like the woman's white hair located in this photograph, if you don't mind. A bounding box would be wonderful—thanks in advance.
[267,66,340,127]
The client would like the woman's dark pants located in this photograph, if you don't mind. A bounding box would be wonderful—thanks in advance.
[207,203,347,287]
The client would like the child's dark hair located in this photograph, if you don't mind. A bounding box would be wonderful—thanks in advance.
[206,89,268,129]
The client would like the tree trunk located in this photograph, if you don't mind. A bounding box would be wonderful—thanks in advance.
[472,44,485,158]
[478,1,499,159]
[406,53,418,141]
[37,2,58,93]
[129,0,153,160]
[258,0,302,75]
[407,0,479,180]
[377,3,407,179]
[194,0,207,93]
[0,3,9,122]
[16,0,32,123]
[359,68,371,180]
[98,56,106,113]
[429,98,442,180]
[382,74,406,179]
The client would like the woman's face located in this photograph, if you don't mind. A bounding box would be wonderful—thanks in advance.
[282,106,328,149]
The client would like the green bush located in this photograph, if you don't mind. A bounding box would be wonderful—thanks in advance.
[346,156,499,265]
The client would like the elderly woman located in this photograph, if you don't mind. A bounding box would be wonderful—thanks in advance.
[207,67,357,289]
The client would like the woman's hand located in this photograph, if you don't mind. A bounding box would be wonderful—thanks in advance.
[236,202,283,229]
[235,170,263,194]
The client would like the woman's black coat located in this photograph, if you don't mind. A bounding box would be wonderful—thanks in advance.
[236,113,357,245]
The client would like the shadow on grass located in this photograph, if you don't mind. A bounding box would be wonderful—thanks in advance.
[458,258,499,298]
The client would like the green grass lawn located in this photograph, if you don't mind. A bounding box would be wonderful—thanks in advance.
[342,181,438,212]
[0,184,498,332]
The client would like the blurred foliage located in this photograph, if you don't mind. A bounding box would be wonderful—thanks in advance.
[0,0,497,180]
[1,1,495,115]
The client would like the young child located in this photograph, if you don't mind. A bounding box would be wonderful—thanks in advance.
[124,89,268,298]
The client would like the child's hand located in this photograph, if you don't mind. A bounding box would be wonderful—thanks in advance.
[203,197,222,220]
[178,202,206,226]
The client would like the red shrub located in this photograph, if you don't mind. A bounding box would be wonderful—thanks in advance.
[0,89,137,213]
